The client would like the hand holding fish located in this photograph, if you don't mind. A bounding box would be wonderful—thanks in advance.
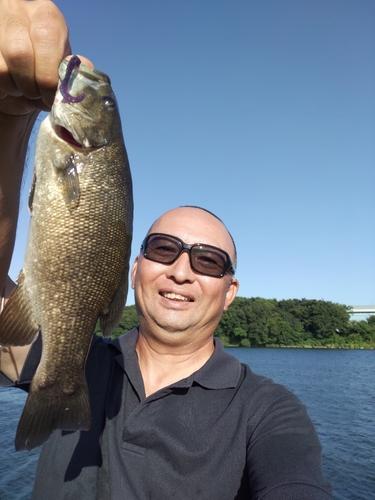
[0,0,91,292]
[0,0,71,114]
[0,0,70,290]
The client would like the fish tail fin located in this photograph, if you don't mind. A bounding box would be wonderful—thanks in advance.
[15,380,91,451]
[0,270,39,346]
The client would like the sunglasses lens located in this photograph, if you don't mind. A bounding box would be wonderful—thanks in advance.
[142,234,233,278]
[191,246,227,277]
[144,234,181,263]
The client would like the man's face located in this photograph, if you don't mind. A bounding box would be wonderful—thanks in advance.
[131,207,239,351]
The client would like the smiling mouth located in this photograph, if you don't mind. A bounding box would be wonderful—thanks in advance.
[161,292,192,302]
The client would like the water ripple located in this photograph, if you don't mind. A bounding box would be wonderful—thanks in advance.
[1,349,374,500]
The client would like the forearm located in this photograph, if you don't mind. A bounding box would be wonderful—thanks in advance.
[0,345,32,382]
[0,275,32,381]
[0,110,39,290]
[0,112,37,380]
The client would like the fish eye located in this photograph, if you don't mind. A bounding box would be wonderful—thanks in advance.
[102,95,116,107]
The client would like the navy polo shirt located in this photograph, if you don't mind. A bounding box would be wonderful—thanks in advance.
[5,329,333,499]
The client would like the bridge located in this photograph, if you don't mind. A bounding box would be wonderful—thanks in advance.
[349,305,375,316]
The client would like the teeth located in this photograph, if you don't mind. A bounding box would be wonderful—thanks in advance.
[163,292,190,301]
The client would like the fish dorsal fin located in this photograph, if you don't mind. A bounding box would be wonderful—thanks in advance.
[28,171,37,214]
[0,271,39,346]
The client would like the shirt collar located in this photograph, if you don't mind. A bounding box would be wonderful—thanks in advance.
[110,328,242,391]
[192,338,242,389]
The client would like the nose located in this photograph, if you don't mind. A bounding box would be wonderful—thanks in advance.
[166,250,194,282]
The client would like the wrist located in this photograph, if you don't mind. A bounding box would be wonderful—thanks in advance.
[0,110,40,289]
[0,110,40,174]
[0,109,40,133]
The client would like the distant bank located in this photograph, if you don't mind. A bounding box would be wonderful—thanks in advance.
[100,298,375,349]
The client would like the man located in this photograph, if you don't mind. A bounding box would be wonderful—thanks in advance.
[2,207,333,499]
[0,1,333,498]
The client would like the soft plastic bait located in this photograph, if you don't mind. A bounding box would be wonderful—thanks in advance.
[60,55,86,103]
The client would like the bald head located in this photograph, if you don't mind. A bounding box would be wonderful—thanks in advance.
[147,206,237,269]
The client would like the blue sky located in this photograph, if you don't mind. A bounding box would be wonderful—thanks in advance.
[9,0,375,307]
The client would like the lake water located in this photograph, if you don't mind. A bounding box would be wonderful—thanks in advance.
[0,348,374,500]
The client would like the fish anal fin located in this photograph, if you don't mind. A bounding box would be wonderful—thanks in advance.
[15,379,91,451]
[0,271,39,346]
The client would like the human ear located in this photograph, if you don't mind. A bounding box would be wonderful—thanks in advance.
[223,277,239,310]
[130,256,139,289]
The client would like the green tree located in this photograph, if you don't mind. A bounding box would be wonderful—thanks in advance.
[239,338,251,347]
[95,297,373,348]
[343,320,375,345]
[217,297,306,347]
[95,305,139,339]
[233,327,248,344]
[279,299,350,340]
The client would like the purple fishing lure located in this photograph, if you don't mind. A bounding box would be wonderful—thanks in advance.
[60,55,86,103]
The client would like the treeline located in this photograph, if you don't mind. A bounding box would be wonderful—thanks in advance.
[97,297,375,348]
[216,297,375,348]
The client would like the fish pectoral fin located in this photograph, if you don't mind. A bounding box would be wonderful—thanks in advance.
[0,271,39,346]
[60,167,80,205]
[99,268,129,337]
[54,155,80,206]
[15,378,91,451]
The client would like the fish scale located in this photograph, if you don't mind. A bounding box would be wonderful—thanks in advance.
[0,57,133,451]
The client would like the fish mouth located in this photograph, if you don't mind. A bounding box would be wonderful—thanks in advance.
[53,125,84,148]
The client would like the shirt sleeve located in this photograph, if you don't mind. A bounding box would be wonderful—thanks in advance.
[246,378,334,499]
[0,334,42,390]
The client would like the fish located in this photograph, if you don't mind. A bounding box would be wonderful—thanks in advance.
[0,56,133,451]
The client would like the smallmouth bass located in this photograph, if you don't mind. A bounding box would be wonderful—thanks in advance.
[0,56,133,450]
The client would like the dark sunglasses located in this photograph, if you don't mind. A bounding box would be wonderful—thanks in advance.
[140,233,236,278]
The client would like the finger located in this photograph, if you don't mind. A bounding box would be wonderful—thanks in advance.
[0,94,46,115]
[29,97,51,113]
[0,57,21,96]
[31,2,71,108]
[0,14,40,99]
[74,55,95,70]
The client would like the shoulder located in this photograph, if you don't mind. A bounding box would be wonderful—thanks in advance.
[88,327,137,356]
[217,347,310,426]
[85,328,138,378]
[212,340,293,397]
[207,340,301,413]
[241,363,311,426]
[240,362,298,403]
[85,334,113,371]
